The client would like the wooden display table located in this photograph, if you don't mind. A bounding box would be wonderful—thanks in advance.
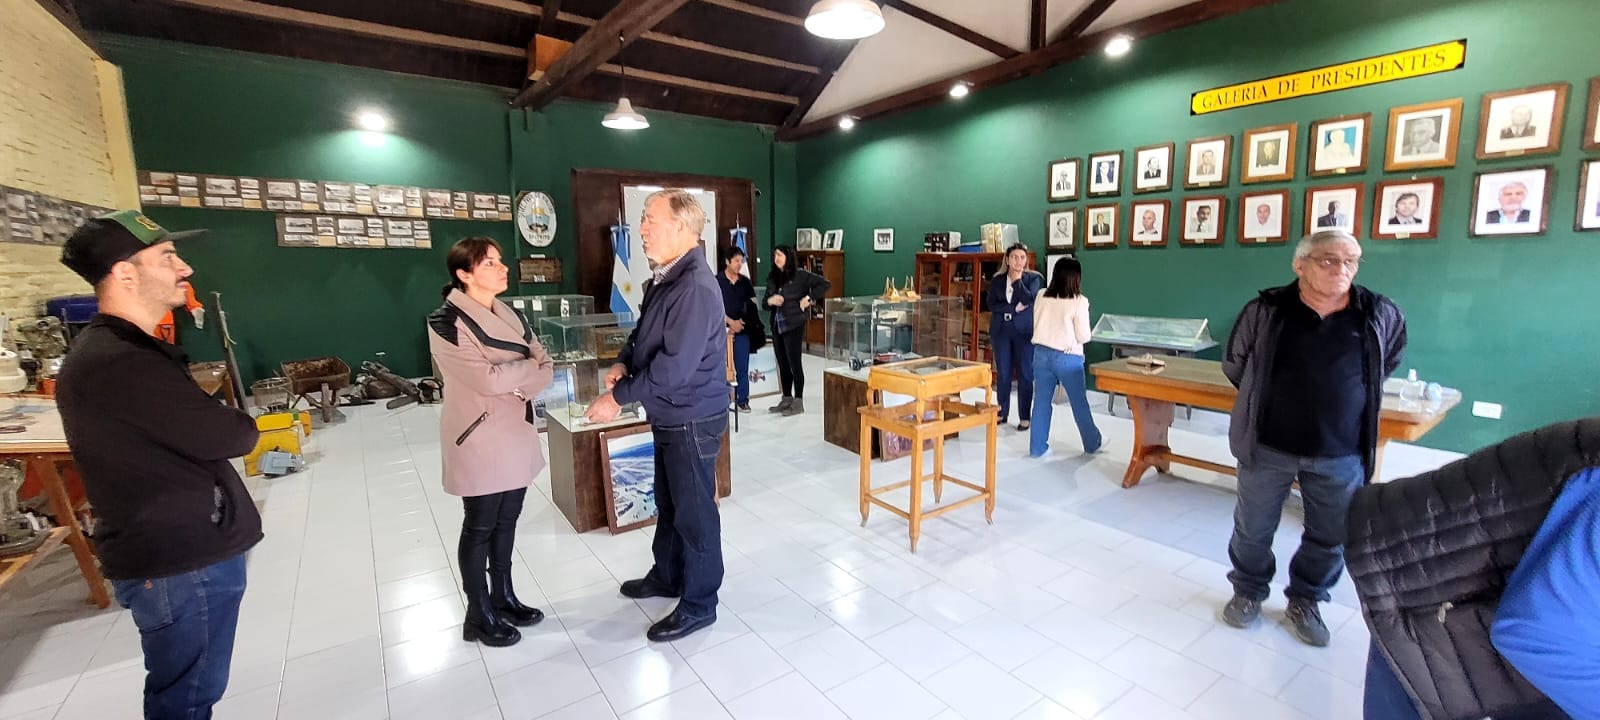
[546,412,732,533]
[858,358,998,552]
[0,528,69,593]
[1089,357,1461,488]
[0,422,112,608]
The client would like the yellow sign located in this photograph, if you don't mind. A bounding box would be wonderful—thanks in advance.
[1190,40,1466,115]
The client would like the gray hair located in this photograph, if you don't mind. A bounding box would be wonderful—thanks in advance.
[644,189,706,236]
[1294,229,1360,260]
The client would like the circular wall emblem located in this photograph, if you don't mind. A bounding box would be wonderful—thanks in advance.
[516,191,556,247]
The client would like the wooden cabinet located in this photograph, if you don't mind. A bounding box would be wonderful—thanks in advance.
[913,252,1031,363]
[797,250,844,349]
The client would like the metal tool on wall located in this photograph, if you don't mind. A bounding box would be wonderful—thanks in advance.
[212,292,248,405]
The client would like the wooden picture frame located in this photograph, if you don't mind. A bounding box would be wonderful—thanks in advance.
[1133,143,1175,194]
[1308,113,1371,177]
[1238,189,1290,245]
[1179,195,1226,246]
[1584,78,1600,152]
[599,423,658,533]
[1185,135,1232,189]
[1371,177,1444,241]
[1470,166,1553,238]
[1385,98,1463,171]
[1242,123,1297,184]
[1477,82,1569,160]
[1304,182,1365,238]
[1047,158,1080,202]
[1084,204,1119,248]
[1045,208,1078,249]
[1087,151,1123,197]
[1578,159,1600,232]
[1128,200,1169,248]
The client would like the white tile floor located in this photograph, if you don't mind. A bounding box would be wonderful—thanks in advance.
[0,353,1465,720]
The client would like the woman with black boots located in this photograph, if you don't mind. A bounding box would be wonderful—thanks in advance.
[426,237,553,647]
[763,244,830,415]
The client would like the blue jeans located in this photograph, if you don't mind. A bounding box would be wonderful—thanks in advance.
[991,323,1034,422]
[111,554,248,720]
[646,412,726,618]
[1029,347,1101,457]
[731,334,750,405]
[1364,641,1421,720]
[1227,445,1362,602]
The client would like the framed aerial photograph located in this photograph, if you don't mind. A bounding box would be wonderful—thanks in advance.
[1242,123,1296,184]
[1085,204,1119,248]
[1477,82,1569,160]
[1179,196,1225,246]
[1128,200,1169,248]
[1372,177,1443,241]
[1087,151,1123,197]
[1577,159,1600,231]
[1308,113,1371,177]
[1239,189,1290,245]
[1047,158,1081,202]
[1045,208,1078,249]
[1133,143,1174,193]
[1470,166,1552,238]
[1304,183,1365,238]
[1386,97,1463,172]
[600,423,658,533]
[1185,135,1232,189]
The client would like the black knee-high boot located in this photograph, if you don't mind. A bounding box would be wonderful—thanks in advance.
[461,497,520,647]
[489,524,544,627]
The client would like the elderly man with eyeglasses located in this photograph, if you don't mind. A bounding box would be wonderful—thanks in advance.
[1217,229,1408,647]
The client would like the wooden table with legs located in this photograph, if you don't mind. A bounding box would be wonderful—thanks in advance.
[1089,357,1460,488]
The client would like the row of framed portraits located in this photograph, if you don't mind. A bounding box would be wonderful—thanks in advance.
[1046,78,1600,202]
[1045,159,1600,249]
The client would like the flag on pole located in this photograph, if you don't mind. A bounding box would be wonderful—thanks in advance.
[729,226,749,278]
[610,221,638,315]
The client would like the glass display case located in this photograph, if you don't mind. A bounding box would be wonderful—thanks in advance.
[506,294,595,327]
[1089,314,1218,354]
[825,295,964,376]
[537,313,639,423]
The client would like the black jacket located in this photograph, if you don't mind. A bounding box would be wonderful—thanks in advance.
[56,314,262,580]
[1222,281,1406,481]
[1346,418,1600,720]
[764,268,830,335]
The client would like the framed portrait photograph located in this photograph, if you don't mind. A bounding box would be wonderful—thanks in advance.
[1128,200,1169,248]
[1243,123,1296,184]
[1087,151,1123,197]
[1045,208,1077,249]
[1180,196,1225,245]
[1304,183,1365,238]
[1478,82,1569,160]
[1577,159,1600,231]
[1185,135,1231,189]
[1372,177,1443,241]
[1584,77,1600,152]
[822,229,843,250]
[1309,113,1371,177]
[1239,190,1290,245]
[1386,98,1463,172]
[1471,166,1552,238]
[1047,158,1080,202]
[873,228,894,251]
[1133,143,1175,193]
[600,423,658,533]
[1085,204,1119,248]
[796,227,821,251]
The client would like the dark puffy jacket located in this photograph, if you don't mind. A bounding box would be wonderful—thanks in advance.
[764,268,830,334]
[1222,281,1406,481]
[1346,418,1600,720]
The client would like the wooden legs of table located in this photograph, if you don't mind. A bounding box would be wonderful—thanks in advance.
[1374,439,1389,481]
[32,455,110,608]
[858,399,999,552]
[858,413,872,527]
[1123,397,1175,488]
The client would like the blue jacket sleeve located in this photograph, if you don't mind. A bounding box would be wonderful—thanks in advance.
[1017,272,1042,309]
[1490,466,1600,720]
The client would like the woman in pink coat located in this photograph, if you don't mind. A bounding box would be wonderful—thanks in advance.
[426,237,554,647]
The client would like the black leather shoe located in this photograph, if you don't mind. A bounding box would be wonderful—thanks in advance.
[620,577,680,599]
[646,610,715,642]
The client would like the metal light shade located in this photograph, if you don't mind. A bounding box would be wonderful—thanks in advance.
[602,97,649,130]
[805,0,885,40]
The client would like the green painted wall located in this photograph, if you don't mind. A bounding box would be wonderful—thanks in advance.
[101,36,790,384]
[793,0,1600,453]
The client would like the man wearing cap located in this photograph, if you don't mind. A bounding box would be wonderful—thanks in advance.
[56,210,261,720]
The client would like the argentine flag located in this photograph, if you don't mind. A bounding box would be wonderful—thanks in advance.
[610,222,638,315]
[730,226,749,278]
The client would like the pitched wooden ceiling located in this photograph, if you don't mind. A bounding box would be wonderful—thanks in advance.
[59,0,1276,139]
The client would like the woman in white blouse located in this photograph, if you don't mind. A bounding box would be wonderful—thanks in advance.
[1029,256,1103,457]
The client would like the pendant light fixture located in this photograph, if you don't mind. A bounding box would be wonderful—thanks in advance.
[603,35,649,130]
[805,0,885,40]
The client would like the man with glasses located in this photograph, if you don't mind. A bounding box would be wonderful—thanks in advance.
[1218,229,1407,647]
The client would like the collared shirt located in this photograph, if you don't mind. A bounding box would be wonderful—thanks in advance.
[1260,295,1367,458]
[652,250,688,283]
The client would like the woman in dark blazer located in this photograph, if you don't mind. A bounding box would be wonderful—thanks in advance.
[986,243,1042,429]
[763,244,830,415]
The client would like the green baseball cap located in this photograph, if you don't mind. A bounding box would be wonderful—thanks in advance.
[60,210,206,284]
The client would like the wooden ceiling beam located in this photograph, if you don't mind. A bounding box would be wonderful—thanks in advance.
[595,64,798,105]
[537,0,563,36]
[511,0,694,109]
[155,0,523,58]
[697,0,806,26]
[777,0,1283,141]
[1030,0,1047,50]
[881,0,1020,59]
[1050,0,1117,44]
[781,39,855,128]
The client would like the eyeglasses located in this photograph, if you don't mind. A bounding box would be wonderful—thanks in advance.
[1310,255,1362,270]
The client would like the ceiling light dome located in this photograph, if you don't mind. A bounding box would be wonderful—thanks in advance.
[806,0,885,40]
[602,97,649,130]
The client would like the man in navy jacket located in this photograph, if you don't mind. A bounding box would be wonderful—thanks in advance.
[587,189,728,642]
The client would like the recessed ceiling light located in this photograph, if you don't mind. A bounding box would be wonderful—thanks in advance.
[355,109,389,132]
[1105,35,1133,57]
[949,83,970,99]
[839,116,856,130]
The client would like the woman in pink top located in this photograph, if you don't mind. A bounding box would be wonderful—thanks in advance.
[1029,256,1103,458]
[426,237,555,647]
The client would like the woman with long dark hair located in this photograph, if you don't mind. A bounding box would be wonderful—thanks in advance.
[1028,256,1102,458]
[426,237,553,647]
[763,244,830,415]
[985,243,1042,430]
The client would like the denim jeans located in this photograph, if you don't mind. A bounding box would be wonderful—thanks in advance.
[1029,347,1101,457]
[991,323,1034,422]
[645,412,727,618]
[1227,445,1362,602]
[111,554,248,720]
[1364,641,1422,720]
[731,334,750,405]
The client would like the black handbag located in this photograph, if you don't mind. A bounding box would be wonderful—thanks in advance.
[742,298,768,352]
